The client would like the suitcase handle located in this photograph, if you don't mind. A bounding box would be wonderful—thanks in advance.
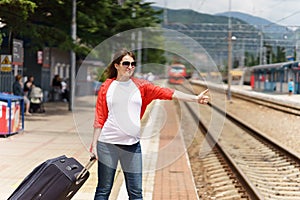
[76,155,96,181]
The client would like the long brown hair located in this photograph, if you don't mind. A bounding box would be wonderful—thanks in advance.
[15,74,22,81]
[105,48,136,79]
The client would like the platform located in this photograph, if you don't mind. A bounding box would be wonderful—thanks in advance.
[0,97,198,200]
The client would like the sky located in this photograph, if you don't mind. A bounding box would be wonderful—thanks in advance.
[145,0,300,27]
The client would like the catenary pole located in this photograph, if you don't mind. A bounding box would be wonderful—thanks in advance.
[69,0,76,111]
[227,0,232,101]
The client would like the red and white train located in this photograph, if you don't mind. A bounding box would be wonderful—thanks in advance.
[168,64,187,84]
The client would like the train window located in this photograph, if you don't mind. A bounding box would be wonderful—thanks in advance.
[170,67,184,73]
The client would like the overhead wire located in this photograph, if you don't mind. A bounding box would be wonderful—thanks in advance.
[196,0,207,10]
[272,10,300,26]
[252,0,300,27]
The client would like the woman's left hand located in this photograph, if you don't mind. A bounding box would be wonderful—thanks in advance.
[197,89,209,104]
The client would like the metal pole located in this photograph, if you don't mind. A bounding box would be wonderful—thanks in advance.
[163,0,168,25]
[227,0,232,101]
[137,31,142,74]
[69,0,76,111]
[259,30,263,65]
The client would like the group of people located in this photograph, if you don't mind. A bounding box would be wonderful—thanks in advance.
[12,73,70,114]
[12,75,35,116]
[12,73,70,116]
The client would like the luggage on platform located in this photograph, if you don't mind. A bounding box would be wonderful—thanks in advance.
[8,155,96,200]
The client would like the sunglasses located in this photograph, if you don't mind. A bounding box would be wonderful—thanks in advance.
[120,61,136,67]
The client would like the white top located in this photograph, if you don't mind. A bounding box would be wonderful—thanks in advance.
[99,79,142,145]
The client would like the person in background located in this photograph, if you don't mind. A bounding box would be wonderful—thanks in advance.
[288,78,294,96]
[90,48,209,200]
[51,74,62,101]
[61,78,69,102]
[13,75,31,116]
[52,74,62,90]
[24,75,35,97]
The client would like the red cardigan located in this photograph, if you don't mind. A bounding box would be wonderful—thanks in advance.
[93,77,174,128]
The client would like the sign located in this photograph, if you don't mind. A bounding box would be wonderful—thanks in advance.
[37,51,43,64]
[12,39,23,66]
[0,55,12,72]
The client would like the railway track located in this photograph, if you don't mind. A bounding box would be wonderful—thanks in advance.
[190,80,300,116]
[173,83,300,200]
[231,92,300,116]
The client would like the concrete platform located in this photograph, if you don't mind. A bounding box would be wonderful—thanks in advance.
[191,79,300,107]
[0,95,198,200]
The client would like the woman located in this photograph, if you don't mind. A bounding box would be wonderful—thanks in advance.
[90,49,209,200]
[24,75,35,97]
[12,75,31,116]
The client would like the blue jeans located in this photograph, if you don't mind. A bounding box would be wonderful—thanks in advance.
[94,141,143,200]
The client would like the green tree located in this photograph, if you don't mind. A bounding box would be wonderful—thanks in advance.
[244,51,259,66]
[0,0,36,52]
[275,46,286,63]
[0,0,163,58]
[265,44,272,64]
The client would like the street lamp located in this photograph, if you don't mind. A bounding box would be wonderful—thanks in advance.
[227,34,236,101]
[69,0,76,111]
[227,0,232,101]
[259,31,264,65]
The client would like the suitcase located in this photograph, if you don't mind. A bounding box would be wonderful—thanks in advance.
[8,155,96,200]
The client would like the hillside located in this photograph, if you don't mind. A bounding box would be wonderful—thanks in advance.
[217,11,293,39]
[153,6,294,39]
[217,11,277,27]
[153,6,246,25]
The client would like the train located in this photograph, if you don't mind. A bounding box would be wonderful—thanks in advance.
[168,64,187,84]
[230,68,252,85]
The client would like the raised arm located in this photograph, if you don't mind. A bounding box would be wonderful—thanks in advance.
[172,89,209,104]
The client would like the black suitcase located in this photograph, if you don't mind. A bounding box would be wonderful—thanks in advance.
[8,155,96,200]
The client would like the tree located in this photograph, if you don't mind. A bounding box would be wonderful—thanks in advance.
[275,46,286,63]
[244,51,259,67]
[0,0,36,53]
[0,0,163,59]
[265,44,272,64]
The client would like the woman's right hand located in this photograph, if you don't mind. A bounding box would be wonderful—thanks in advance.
[91,128,101,160]
[90,143,98,160]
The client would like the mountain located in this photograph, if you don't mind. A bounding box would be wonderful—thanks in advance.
[152,6,246,25]
[217,11,278,27]
[153,6,294,39]
[216,12,293,39]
